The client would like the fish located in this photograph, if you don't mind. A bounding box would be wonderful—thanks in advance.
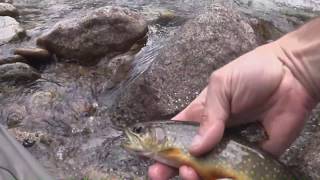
[121,120,298,180]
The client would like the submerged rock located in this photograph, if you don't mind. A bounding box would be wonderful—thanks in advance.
[0,62,40,84]
[0,16,24,45]
[0,3,18,17]
[96,53,135,91]
[110,5,258,126]
[0,54,27,65]
[37,6,148,65]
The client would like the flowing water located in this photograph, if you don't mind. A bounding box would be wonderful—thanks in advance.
[0,0,320,179]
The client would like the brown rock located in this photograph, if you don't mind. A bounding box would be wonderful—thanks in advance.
[109,5,258,127]
[0,3,18,17]
[36,6,148,65]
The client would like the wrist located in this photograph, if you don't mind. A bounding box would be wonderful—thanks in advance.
[273,19,320,102]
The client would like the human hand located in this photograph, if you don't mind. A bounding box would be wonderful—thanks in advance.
[148,41,317,180]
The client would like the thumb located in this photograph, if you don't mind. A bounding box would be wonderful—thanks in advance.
[189,73,230,156]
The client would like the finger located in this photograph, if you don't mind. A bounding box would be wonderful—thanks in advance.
[189,72,230,156]
[148,163,177,180]
[173,88,208,122]
[179,166,200,180]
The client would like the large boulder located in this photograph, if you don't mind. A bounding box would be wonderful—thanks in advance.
[109,5,258,127]
[36,6,148,65]
[0,16,24,45]
[0,3,18,17]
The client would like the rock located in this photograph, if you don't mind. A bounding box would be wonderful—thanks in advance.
[291,130,320,179]
[14,48,52,65]
[0,0,12,3]
[14,48,51,60]
[108,54,133,84]
[141,7,182,26]
[0,62,40,84]
[109,5,258,127]
[96,53,134,90]
[0,3,18,17]
[6,111,24,128]
[249,18,284,42]
[0,16,25,45]
[0,54,27,65]
[0,0,12,4]
[36,6,148,65]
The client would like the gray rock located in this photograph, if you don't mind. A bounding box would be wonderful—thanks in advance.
[0,54,27,65]
[96,53,134,91]
[0,0,13,4]
[0,62,40,84]
[110,5,258,127]
[37,6,148,65]
[302,134,320,179]
[141,7,181,25]
[0,16,24,45]
[0,3,18,17]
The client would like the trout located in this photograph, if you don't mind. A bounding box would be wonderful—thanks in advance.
[121,120,297,180]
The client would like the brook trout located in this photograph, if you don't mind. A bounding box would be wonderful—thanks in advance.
[122,120,297,180]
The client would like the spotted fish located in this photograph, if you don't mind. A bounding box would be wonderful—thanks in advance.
[121,120,298,180]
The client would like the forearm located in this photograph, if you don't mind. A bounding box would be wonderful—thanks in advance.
[275,17,320,101]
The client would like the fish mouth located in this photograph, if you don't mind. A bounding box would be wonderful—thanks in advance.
[121,129,144,152]
[121,129,154,157]
[121,129,136,149]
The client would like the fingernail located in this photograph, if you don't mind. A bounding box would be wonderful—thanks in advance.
[191,135,202,149]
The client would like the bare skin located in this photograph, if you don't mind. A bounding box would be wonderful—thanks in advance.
[149,18,320,180]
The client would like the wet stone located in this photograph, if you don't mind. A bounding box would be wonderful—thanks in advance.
[14,48,51,59]
[14,48,52,62]
[36,6,148,65]
[0,0,12,3]
[96,53,134,91]
[110,5,258,126]
[0,16,25,45]
[0,3,18,17]
[0,54,27,65]
[0,62,40,84]
[294,131,320,179]
[6,112,24,128]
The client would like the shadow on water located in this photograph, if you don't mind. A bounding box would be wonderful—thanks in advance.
[0,0,320,179]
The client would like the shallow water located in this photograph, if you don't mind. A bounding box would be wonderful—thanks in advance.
[1,0,320,179]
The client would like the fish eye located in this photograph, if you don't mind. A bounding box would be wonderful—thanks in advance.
[132,125,145,134]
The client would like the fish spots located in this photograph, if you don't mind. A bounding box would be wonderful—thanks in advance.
[266,174,270,178]
[250,170,255,176]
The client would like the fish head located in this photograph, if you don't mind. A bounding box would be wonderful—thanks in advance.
[121,122,173,158]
